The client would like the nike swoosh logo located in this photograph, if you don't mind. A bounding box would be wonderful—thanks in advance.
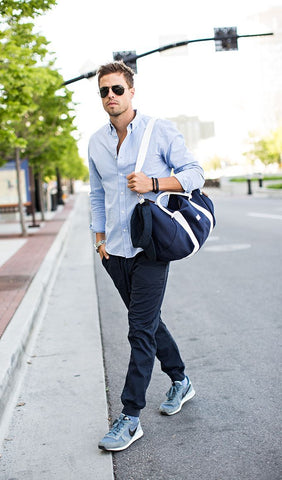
[182,385,190,398]
[129,427,137,437]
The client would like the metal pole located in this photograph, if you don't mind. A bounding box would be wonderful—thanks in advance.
[247,176,252,195]
[62,32,273,86]
[258,173,263,188]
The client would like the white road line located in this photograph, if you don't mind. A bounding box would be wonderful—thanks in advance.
[206,236,220,242]
[248,212,282,220]
[204,244,251,252]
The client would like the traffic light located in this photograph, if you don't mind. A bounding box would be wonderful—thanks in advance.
[214,27,238,51]
[113,51,137,73]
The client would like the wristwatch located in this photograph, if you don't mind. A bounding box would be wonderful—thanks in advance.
[94,239,106,252]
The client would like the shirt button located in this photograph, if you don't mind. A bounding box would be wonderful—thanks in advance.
[123,229,127,232]
[120,192,124,195]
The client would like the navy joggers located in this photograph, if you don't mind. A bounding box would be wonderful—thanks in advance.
[102,252,185,417]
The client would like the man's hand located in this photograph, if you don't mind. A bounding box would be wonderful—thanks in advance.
[96,233,109,260]
[127,172,152,194]
[98,243,109,260]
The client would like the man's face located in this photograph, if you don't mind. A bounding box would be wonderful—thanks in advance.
[99,72,135,118]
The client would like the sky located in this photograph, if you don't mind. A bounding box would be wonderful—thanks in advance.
[35,0,281,167]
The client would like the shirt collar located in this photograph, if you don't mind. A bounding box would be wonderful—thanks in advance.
[108,110,141,135]
[130,110,143,131]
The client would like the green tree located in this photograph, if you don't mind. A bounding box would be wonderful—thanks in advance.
[59,136,89,192]
[0,19,52,234]
[0,21,49,162]
[16,67,82,219]
[247,126,282,168]
[0,1,84,234]
[0,0,57,19]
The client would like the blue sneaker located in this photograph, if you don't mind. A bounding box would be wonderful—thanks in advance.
[159,376,195,415]
[98,414,143,451]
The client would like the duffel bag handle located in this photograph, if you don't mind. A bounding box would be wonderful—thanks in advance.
[155,191,192,217]
[156,191,215,235]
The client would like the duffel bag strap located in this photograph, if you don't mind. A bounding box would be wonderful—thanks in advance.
[135,117,157,173]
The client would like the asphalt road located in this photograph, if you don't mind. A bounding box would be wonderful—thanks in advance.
[95,194,282,480]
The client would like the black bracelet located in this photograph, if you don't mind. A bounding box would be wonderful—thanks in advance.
[155,178,159,193]
[152,177,159,194]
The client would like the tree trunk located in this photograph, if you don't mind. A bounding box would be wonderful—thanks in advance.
[56,168,64,205]
[28,166,39,227]
[38,170,45,221]
[15,147,27,237]
[69,178,74,195]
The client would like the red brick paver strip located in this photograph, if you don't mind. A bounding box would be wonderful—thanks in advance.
[0,199,74,338]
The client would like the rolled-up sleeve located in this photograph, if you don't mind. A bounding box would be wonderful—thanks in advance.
[88,151,106,233]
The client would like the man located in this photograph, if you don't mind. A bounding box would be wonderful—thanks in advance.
[88,61,205,452]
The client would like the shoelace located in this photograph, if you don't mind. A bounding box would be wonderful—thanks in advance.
[111,416,128,437]
[166,383,181,400]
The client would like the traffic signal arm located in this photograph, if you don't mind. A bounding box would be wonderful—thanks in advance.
[62,32,273,86]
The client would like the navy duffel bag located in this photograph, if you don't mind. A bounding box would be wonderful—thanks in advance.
[131,189,216,262]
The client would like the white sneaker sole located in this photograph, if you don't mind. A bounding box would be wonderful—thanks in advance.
[160,384,196,416]
[99,426,144,452]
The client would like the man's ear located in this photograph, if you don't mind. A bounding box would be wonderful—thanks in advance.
[130,87,135,98]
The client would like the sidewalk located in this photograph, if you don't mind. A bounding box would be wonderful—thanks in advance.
[0,193,114,479]
[0,200,74,338]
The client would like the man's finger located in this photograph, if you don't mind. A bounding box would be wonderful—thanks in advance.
[126,172,135,180]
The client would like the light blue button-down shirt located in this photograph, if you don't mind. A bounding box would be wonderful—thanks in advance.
[88,111,205,258]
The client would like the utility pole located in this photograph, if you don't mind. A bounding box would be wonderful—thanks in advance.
[63,30,273,86]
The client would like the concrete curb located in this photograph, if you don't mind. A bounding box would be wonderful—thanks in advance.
[0,201,75,429]
[255,187,282,198]
[0,194,114,479]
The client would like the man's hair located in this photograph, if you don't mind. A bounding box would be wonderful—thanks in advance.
[97,61,134,88]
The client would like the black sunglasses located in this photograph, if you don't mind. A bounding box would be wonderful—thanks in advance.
[99,85,125,98]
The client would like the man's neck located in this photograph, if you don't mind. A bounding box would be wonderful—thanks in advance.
[110,108,136,135]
